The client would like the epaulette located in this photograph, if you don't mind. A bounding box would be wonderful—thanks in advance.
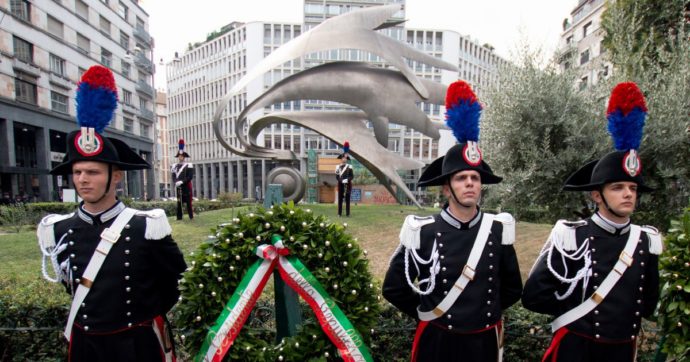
[547,219,587,251]
[135,209,172,240]
[399,215,435,249]
[37,213,74,250]
[641,225,663,255]
[494,212,515,245]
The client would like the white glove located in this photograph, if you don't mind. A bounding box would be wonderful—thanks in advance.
[342,179,348,184]
[175,181,183,187]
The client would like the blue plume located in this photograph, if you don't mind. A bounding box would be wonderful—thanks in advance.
[445,99,481,143]
[76,83,117,134]
[607,107,646,151]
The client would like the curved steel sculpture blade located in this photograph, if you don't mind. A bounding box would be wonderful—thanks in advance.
[219,3,456,109]
[213,62,447,159]
[249,111,424,207]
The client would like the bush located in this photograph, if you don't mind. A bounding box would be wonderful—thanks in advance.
[0,278,68,361]
[217,192,243,205]
[657,205,690,360]
[0,204,36,231]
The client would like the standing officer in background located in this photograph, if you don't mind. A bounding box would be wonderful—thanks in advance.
[522,82,662,362]
[335,141,354,217]
[37,65,187,361]
[383,81,522,362]
[172,139,194,220]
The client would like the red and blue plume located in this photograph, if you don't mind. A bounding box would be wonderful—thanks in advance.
[179,138,185,151]
[445,80,482,143]
[76,65,118,134]
[343,141,350,153]
[606,82,647,151]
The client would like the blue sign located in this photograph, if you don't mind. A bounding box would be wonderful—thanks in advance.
[351,188,361,202]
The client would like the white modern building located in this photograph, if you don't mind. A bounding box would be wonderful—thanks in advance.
[154,90,171,198]
[556,0,611,87]
[165,0,509,200]
[0,0,157,201]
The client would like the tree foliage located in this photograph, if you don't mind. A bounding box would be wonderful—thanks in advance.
[601,0,688,71]
[603,2,690,229]
[482,48,609,221]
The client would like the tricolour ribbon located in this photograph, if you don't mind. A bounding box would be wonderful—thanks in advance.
[196,235,372,362]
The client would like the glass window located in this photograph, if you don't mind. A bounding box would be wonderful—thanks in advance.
[101,48,112,67]
[49,53,66,76]
[580,49,590,65]
[124,117,134,133]
[13,36,33,63]
[77,33,90,54]
[120,31,129,49]
[122,89,132,104]
[140,123,150,138]
[51,91,69,113]
[75,0,88,19]
[47,15,63,37]
[117,1,128,19]
[121,60,131,78]
[10,0,30,21]
[99,15,111,36]
[135,16,145,30]
[15,77,37,104]
[583,22,592,38]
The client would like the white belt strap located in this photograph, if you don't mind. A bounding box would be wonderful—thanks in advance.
[64,207,138,340]
[418,214,495,321]
[551,225,641,332]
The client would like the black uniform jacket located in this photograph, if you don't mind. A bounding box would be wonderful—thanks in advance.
[383,209,523,332]
[54,202,187,333]
[335,164,354,184]
[522,215,659,341]
[172,162,195,197]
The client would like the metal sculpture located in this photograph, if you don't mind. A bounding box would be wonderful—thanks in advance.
[213,4,457,205]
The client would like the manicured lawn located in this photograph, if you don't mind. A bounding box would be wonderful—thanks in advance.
[1,204,552,283]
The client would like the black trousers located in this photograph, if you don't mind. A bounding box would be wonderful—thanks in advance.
[69,323,166,362]
[176,186,193,220]
[413,322,500,362]
[544,330,636,362]
[337,182,351,216]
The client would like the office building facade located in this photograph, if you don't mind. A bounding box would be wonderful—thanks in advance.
[0,0,157,202]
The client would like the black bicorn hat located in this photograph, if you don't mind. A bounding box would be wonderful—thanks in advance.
[418,80,502,187]
[563,82,653,193]
[177,138,190,158]
[50,65,150,175]
[337,141,350,160]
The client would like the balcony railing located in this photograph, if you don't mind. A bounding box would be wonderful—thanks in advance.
[133,26,152,47]
[134,53,153,73]
[136,79,154,98]
[139,108,155,121]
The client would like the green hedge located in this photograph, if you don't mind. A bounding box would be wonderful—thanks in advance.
[0,200,251,228]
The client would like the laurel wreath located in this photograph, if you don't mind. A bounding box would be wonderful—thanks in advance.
[173,202,381,360]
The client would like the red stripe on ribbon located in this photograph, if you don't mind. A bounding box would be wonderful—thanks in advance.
[211,259,278,362]
[277,264,354,362]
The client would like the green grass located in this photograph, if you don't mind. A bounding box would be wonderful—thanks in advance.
[1,204,552,284]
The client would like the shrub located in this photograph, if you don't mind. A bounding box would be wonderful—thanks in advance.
[217,192,243,205]
[657,205,690,360]
[0,204,36,231]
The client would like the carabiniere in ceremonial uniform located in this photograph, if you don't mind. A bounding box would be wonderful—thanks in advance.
[522,82,662,362]
[383,80,522,362]
[37,65,187,361]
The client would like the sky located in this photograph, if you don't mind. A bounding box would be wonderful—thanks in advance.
[139,0,578,89]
